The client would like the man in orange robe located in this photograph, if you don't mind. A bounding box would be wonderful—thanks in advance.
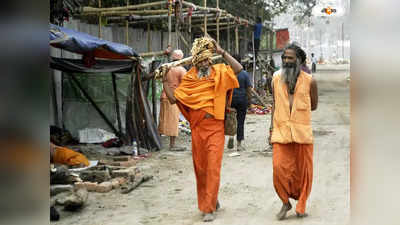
[162,37,242,222]
[270,44,318,220]
[158,49,186,150]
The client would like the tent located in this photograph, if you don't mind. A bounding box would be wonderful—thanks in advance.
[49,24,161,151]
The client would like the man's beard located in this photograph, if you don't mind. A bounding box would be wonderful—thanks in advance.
[198,66,210,78]
[281,59,301,94]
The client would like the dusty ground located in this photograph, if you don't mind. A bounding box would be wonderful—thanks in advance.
[52,64,350,225]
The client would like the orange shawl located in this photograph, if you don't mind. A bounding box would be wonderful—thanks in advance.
[174,64,239,120]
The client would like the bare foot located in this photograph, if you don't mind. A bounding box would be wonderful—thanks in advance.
[276,202,292,220]
[227,137,234,149]
[216,200,220,211]
[203,213,215,222]
[296,212,308,218]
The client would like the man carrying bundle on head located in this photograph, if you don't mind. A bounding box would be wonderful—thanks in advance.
[162,36,242,222]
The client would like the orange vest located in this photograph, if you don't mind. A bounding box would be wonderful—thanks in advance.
[271,71,313,144]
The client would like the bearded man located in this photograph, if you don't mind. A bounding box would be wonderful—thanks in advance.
[270,44,318,220]
[162,37,242,222]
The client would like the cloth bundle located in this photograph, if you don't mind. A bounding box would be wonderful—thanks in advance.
[191,37,215,66]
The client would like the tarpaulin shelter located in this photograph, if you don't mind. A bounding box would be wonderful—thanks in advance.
[49,24,162,151]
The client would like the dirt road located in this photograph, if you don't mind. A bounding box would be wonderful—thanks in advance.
[53,65,350,225]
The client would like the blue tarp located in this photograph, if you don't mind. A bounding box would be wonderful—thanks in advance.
[49,24,138,60]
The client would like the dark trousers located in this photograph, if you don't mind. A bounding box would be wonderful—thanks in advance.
[254,38,260,59]
[231,98,248,142]
[312,63,316,73]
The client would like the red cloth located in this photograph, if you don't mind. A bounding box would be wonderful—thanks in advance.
[276,29,290,50]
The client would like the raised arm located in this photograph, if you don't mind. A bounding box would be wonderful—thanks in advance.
[310,78,318,111]
[212,40,243,74]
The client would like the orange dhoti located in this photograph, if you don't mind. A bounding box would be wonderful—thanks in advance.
[272,143,313,214]
[191,115,225,213]
[158,98,180,137]
[174,64,239,213]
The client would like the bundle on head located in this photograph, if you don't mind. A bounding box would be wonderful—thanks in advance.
[191,37,215,66]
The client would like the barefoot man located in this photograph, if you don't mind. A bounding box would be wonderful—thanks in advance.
[270,43,318,220]
[162,37,241,222]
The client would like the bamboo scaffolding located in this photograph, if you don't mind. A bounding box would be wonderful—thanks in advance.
[77,1,256,58]
[81,1,165,13]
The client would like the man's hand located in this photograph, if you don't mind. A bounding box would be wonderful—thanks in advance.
[210,38,224,55]
[226,107,237,113]
[164,45,172,55]
[268,130,272,145]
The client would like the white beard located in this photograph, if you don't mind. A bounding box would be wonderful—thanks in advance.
[198,67,211,79]
[281,60,301,94]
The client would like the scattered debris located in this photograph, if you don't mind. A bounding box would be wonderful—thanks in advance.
[51,184,74,196]
[79,128,116,144]
[121,175,153,194]
[228,152,241,157]
[55,187,88,211]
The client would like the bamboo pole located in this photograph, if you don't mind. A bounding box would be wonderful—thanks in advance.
[216,0,219,43]
[203,0,207,35]
[98,9,189,16]
[235,25,239,55]
[98,0,101,38]
[81,1,165,13]
[168,0,172,47]
[154,54,223,80]
[207,26,235,32]
[193,22,237,27]
[125,0,129,45]
[125,21,129,45]
[178,33,190,50]
[147,23,151,52]
[189,12,192,33]
[227,22,231,52]
[139,51,166,57]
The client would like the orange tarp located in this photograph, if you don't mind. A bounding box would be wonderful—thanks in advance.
[52,144,89,167]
